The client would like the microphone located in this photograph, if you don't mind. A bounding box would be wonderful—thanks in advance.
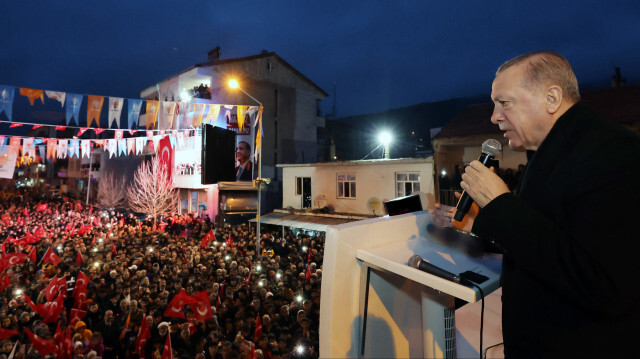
[408,255,462,283]
[453,139,502,221]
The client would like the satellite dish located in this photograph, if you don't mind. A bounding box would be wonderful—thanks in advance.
[367,197,383,216]
[314,194,328,208]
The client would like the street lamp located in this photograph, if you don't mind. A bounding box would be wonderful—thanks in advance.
[378,131,392,159]
[228,78,265,259]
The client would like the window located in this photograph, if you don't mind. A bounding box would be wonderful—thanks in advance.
[337,174,356,198]
[295,177,303,195]
[396,172,420,197]
[296,177,312,208]
[191,191,198,213]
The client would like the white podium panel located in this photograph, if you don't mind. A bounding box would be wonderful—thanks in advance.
[319,210,502,358]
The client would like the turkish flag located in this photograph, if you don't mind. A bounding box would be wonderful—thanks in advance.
[190,290,214,321]
[163,290,197,319]
[158,135,173,184]
[28,247,37,262]
[43,293,65,323]
[25,329,57,356]
[1,214,11,225]
[76,271,90,288]
[75,202,83,211]
[253,315,262,341]
[0,274,10,292]
[4,252,28,268]
[162,332,173,359]
[73,286,88,309]
[36,203,48,212]
[42,247,61,265]
[112,244,117,256]
[57,275,68,298]
[64,223,73,233]
[226,234,234,248]
[54,322,74,359]
[306,265,311,281]
[69,308,86,327]
[136,316,151,358]
[34,226,46,238]
[201,230,215,248]
[76,251,84,265]
[23,208,29,217]
[0,327,19,339]
[78,225,91,236]
[43,276,60,302]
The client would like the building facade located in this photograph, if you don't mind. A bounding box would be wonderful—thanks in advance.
[278,158,435,216]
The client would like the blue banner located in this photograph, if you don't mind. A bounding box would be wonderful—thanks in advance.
[0,86,15,121]
[127,99,143,129]
[118,139,127,156]
[69,139,80,158]
[65,93,83,125]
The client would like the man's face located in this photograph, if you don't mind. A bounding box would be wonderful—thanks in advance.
[236,142,250,163]
[491,63,549,151]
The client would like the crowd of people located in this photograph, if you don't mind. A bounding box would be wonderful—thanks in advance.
[0,189,324,359]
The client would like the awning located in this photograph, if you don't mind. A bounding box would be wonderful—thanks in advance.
[250,212,362,232]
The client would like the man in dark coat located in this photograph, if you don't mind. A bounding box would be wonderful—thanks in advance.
[432,51,640,357]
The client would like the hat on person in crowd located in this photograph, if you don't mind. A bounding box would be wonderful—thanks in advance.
[129,265,137,271]
[158,322,171,329]
[265,292,274,298]
[75,321,87,330]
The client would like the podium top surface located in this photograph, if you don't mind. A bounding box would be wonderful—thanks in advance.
[329,210,502,302]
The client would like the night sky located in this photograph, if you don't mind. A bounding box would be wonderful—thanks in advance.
[1,1,639,118]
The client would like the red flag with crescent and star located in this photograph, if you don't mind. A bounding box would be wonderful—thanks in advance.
[42,247,61,265]
[136,315,151,358]
[158,135,173,184]
[162,330,173,359]
[190,290,214,321]
[25,329,57,356]
[163,290,197,319]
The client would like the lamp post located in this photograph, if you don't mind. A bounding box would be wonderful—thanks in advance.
[228,79,264,259]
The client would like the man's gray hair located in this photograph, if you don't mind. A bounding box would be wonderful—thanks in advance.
[497,50,580,103]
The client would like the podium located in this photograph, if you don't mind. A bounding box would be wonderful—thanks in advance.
[319,210,502,358]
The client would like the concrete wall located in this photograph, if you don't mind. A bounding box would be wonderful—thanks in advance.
[281,159,435,216]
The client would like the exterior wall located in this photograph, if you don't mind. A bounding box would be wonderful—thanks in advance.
[281,159,435,216]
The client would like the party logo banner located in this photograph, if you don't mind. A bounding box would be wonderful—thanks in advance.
[0,86,15,121]
[145,100,160,130]
[108,97,124,129]
[0,146,18,179]
[87,95,104,128]
[65,94,83,125]
[45,91,66,108]
[128,99,143,129]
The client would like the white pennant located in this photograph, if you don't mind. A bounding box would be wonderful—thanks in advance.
[81,140,90,158]
[108,97,124,129]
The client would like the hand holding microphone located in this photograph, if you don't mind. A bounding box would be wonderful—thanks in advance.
[454,139,506,221]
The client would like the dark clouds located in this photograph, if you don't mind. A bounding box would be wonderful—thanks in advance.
[1,0,639,118]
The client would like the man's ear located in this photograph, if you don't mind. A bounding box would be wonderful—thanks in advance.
[545,86,563,114]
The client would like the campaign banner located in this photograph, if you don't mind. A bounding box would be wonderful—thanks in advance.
[128,99,142,129]
[159,101,176,130]
[45,91,66,108]
[158,136,173,185]
[0,146,18,179]
[0,86,15,121]
[19,88,44,106]
[145,100,160,130]
[108,97,124,129]
[87,95,104,128]
[65,94,83,125]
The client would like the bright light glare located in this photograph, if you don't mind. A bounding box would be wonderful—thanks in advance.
[302,246,307,252]
[148,247,154,253]
[93,262,100,267]
[92,248,98,252]
[441,169,447,176]
[296,345,305,355]
[296,295,303,303]
[225,255,230,261]
[228,79,239,89]
[15,289,23,296]
[276,273,282,279]
[256,265,262,271]
[98,238,103,243]
[258,281,264,287]
[180,90,192,102]
[57,246,62,252]
[378,131,392,146]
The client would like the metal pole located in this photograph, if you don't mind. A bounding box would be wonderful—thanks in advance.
[85,152,92,204]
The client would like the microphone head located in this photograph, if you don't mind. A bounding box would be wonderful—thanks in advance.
[408,255,422,269]
[481,139,502,156]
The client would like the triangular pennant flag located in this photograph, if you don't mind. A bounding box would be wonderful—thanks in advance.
[128,129,137,136]
[160,101,177,130]
[135,137,144,155]
[176,131,185,149]
[65,93,83,125]
[237,105,246,130]
[93,128,106,135]
[69,139,80,158]
[106,139,117,158]
[128,99,143,129]
[46,139,57,159]
[81,140,90,158]
[118,139,127,156]
[87,95,104,128]
[108,97,124,128]
[204,104,220,125]
[38,145,45,160]
[19,88,44,106]
[168,134,176,149]
[77,128,88,137]
[146,100,160,130]
[152,136,161,152]
[127,138,136,155]
[55,125,67,131]
[32,124,43,129]
[45,90,66,107]
[9,123,22,128]
[0,86,15,121]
